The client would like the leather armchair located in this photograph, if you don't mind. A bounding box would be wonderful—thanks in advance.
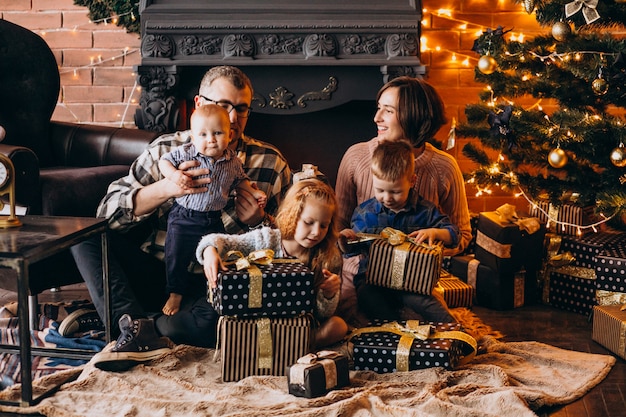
[0,19,159,296]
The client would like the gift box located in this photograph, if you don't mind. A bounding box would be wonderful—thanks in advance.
[529,201,598,236]
[211,260,315,318]
[350,320,477,373]
[474,211,545,276]
[545,266,596,315]
[592,304,626,360]
[218,314,313,382]
[287,351,350,398]
[435,274,473,308]
[366,239,443,295]
[559,232,626,270]
[595,244,626,294]
[448,255,525,310]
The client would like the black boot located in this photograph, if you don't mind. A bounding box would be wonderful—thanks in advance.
[92,314,171,372]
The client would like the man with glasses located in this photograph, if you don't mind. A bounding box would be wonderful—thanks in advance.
[70,66,292,371]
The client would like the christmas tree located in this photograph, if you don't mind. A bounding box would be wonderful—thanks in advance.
[457,0,626,231]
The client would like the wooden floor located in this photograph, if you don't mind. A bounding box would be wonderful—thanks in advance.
[0,285,624,416]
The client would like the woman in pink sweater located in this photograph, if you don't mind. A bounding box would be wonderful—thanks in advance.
[336,76,472,256]
[335,77,472,324]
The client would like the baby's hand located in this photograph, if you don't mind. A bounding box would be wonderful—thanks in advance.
[255,190,267,209]
[319,269,340,298]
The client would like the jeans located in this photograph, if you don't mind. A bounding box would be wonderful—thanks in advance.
[356,282,456,323]
[70,229,218,346]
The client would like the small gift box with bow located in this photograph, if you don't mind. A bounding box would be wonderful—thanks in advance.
[287,350,350,398]
[433,272,474,308]
[210,250,315,318]
[365,228,443,295]
[349,320,477,373]
[217,314,313,382]
[474,204,545,276]
[592,304,626,360]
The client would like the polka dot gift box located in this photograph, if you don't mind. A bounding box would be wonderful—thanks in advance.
[211,260,315,318]
[349,320,476,373]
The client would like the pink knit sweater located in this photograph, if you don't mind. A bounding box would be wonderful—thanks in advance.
[335,138,472,256]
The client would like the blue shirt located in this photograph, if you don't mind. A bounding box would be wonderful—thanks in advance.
[349,190,460,285]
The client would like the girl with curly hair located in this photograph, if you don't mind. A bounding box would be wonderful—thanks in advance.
[196,179,348,348]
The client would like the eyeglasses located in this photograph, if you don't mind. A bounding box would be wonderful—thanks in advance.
[199,95,251,118]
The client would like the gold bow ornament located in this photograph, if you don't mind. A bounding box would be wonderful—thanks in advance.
[349,320,477,372]
[565,0,600,24]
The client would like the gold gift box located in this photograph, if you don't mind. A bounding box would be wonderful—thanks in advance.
[592,304,626,360]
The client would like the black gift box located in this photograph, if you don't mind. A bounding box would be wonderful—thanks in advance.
[351,321,475,373]
[287,351,350,398]
[449,255,524,310]
[218,314,313,382]
[474,211,545,277]
[595,244,626,294]
[212,261,315,318]
[546,268,596,315]
[560,232,626,270]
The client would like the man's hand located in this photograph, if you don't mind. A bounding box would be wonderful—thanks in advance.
[235,183,265,226]
[169,160,212,198]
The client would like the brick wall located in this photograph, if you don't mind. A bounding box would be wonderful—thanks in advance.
[1,0,547,214]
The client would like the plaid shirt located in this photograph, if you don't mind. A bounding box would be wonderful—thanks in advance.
[97,130,292,260]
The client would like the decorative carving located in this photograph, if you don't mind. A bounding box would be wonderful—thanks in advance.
[385,34,418,58]
[341,35,386,55]
[303,34,337,58]
[269,87,295,109]
[381,65,424,83]
[252,93,267,109]
[141,34,175,58]
[297,77,338,108]
[223,34,256,58]
[135,65,179,132]
[179,35,222,56]
[259,34,304,55]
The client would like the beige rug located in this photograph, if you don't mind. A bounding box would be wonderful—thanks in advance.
[0,310,615,417]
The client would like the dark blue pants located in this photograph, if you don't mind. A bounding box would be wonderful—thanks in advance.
[165,203,224,296]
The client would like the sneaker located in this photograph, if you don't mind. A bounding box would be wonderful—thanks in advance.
[58,309,104,336]
[92,314,171,372]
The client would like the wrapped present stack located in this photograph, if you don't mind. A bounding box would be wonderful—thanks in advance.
[449,204,545,310]
[349,320,477,373]
[212,250,316,382]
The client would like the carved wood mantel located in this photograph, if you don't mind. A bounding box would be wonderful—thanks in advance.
[135,0,425,132]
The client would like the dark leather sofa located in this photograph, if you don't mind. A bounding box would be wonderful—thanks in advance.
[0,19,159,295]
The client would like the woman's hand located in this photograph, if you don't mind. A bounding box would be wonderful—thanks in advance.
[319,269,341,298]
[202,246,227,288]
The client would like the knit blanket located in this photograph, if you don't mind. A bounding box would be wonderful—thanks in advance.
[0,309,615,417]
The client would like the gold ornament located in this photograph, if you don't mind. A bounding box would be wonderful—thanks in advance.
[592,77,609,95]
[523,0,535,14]
[551,21,571,42]
[548,148,568,168]
[611,144,626,167]
[478,55,498,75]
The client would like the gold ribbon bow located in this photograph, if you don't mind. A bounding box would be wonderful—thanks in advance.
[223,250,275,309]
[289,350,341,389]
[495,203,541,234]
[349,320,477,372]
[565,0,600,24]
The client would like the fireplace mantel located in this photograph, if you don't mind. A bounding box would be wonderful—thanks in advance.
[135,0,425,132]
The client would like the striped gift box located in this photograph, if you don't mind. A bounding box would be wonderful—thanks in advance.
[366,239,443,295]
[436,275,473,308]
[218,314,313,382]
[592,305,626,360]
[529,201,597,236]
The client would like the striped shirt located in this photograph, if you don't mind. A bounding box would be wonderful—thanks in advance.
[161,143,247,212]
[96,130,292,260]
